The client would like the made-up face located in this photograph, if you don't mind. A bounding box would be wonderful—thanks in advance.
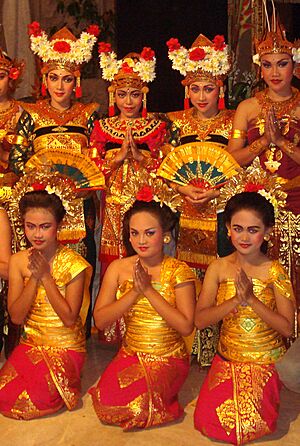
[261,53,294,95]
[46,69,75,110]
[0,69,10,101]
[115,87,143,119]
[227,209,271,257]
[129,211,164,259]
[24,207,59,254]
[188,80,220,118]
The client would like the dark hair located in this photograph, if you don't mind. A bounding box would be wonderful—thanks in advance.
[224,192,275,228]
[122,200,179,256]
[19,190,66,224]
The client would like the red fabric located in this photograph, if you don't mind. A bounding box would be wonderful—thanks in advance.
[89,347,189,430]
[0,344,85,419]
[194,354,281,445]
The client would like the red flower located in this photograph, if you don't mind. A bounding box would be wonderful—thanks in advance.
[98,41,112,53]
[28,21,42,37]
[53,41,71,53]
[31,182,45,191]
[121,62,134,73]
[166,38,181,52]
[86,24,100,37]
[9,67,20,80]
[141,47,155,61]
[136,185,153,202]
[244,182,264,193]
[189,47,206,61]
[213,35,226,51]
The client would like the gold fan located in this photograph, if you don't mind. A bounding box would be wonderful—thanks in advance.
[26,147,105,190]
[157,142,240,189]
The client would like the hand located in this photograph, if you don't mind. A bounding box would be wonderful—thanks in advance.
[265,107,283,146]
[235,268,255,306]
[133,258,152,294]
[114,127,131,163]
[28,248,50,280]
[128,127,144,162]
[178,184,218,205]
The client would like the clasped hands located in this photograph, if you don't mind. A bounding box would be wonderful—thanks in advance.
[178,184,219,206]
[262,107,284,147]
[132,258,153,295]
[115,126,144,163]
[233,268,256,308]
[28,248,50,281]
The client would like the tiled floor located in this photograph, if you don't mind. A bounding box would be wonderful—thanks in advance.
[1,336,300,446]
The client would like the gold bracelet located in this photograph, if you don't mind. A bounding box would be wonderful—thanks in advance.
[231,129,247,139]
[248,139,264,154]
[283,141,296,156]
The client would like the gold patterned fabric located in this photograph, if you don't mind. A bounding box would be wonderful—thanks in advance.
[218,261,294,364]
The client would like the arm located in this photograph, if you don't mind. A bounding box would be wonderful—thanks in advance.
[93,260,138,330]
[9,111,34,176]
[134,259,196,336]
[194,261,239,329]
[0,209,12,280]
[227,100,269,166]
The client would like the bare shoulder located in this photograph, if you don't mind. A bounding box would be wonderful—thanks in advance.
[236,97,258,114]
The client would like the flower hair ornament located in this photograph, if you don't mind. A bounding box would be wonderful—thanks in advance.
[9,167,86,243]
[166,34,232,110]
[28,22,100,98]
[0,48,25,86]
[98,42,156,117]
[218,157,287,217]
[252,0,300,78]
[121,170,182,214]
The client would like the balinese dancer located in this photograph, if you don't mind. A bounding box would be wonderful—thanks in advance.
[194,192,295,445]
[160,34,238,365]
[90,43,167,342]
[228,6,300,305]
[0,171,92,419]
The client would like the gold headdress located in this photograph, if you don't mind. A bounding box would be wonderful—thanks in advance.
[253,0,300,71]
[98,42,156,117]
[0,48,24,86]
[166,34,232,109]
[218,157,287,216]
[28,22,100,97]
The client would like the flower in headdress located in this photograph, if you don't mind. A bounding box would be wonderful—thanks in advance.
[252,53,261,66]
[31,182,45,191]
[98,41,112,53]
[53,41,71,53]
[122,61,134,73]
[166,38,181,52]
[9,67,20,80]
[141,47,155,61]
[244,182,264,193]
[86,24,100,37]
[189,47,206,61]
[28,21,42,37]
[213,35,226,51]
[136,185,154,202]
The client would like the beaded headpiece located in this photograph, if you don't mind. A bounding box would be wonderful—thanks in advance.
[28,22,100,98]
[0,48,24,85]
[98,42,156,117]
[253,0,300,70]
[10,168,86,242]
[167,34,232,110]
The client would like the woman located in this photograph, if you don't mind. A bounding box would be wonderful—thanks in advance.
[228,16,300,305]
[162,34,236,365]
[0,206,11,358]
[0,48,23,177]
[91,44,167,342]
[0,172,91,419]
[89,197,196,430]
[194,192,295,445]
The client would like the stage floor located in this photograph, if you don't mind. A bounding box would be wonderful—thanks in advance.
[1,335,300,446]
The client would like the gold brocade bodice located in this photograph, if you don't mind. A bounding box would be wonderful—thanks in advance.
[217,261,295,364]
[116,256,195,358]
[21,245,92,352]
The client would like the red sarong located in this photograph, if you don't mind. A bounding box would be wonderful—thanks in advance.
[194,354,281,445]
[0,344,85,419]
[89,347,189,430]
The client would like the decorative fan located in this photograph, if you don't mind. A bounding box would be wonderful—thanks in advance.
[157,142,240,189]
[25,148,105,191]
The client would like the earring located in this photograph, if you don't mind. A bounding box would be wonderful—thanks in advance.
[264,234,270,242]
[163,234,171,244]
[227,229,231,238]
